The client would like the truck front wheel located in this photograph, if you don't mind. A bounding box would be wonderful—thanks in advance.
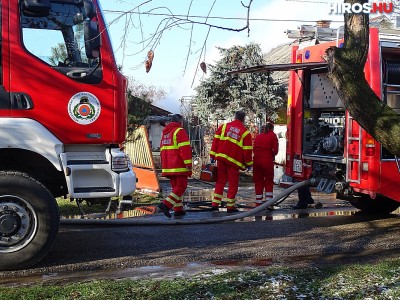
[0,172,59,271]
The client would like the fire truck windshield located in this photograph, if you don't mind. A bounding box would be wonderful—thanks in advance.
[21,1,100,73]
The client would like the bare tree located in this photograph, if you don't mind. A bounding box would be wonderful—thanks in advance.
[105,0,253,81]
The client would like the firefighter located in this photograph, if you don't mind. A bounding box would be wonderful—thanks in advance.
[252,122,279,209]
[158,114,192,218]
[210,110,253,212]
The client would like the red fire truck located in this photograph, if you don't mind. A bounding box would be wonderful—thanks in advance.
[232,25,400,214]
[0,0,136,270]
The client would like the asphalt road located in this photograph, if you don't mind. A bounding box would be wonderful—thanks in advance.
[1,203,399,286]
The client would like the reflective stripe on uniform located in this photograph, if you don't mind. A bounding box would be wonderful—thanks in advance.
[160,128,183,151]
[166,192,180,206]
[212,192,223,205]
[219,124,243,147]
[162,168,189,173]
[226,197,235,207]
[178,141,190,147]
[213,124,252,167]
[215,153,245,169]
[265,192,273,202]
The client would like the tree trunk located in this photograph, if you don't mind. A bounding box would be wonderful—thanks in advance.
[326,0,400,156]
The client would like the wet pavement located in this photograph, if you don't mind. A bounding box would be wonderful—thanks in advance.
[60,178,357,221]
[167,178,358,220]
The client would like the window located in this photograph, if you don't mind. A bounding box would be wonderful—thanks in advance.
[21,2,99,69]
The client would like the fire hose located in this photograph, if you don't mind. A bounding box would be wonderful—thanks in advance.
[60,179,314,226]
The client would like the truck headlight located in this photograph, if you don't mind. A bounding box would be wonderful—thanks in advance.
[112,155,130,172]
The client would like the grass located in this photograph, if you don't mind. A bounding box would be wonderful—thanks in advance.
[1,258,399,299]
[56,192,163,217]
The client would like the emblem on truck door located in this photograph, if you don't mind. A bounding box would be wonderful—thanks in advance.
[68,92,101,125]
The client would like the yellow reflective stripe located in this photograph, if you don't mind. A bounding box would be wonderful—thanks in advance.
[243,146,253,150]
[212,198,222,204]
[247,161,253,166]
[226,197,235,207]
[215,153,244,169]
[184,159,192,164]
[238,130,250,147]
[178,141,190,147]
[166,197,175,206]
[162,168,190,173]
[210,150,217,156]
[160,145,179,150]
[170,192,179,199]
[161,128,188,151]
[221,123,227,136]
[222,136,243,147]
[212,193,223,198]
[174,202,183,207]
[173,128,182,146]
[226,198,235,203]
[214,134,221,138]
[218,124,248,148]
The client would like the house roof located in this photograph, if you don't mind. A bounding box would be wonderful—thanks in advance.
[149,104,172,116]
[262,42,296,85]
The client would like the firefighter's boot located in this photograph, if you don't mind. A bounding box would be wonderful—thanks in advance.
[158,202,172,218]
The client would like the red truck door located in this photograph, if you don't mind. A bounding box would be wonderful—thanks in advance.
[5,1,123,144]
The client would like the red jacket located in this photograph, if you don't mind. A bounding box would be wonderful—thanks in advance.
[210,119,253,170]
[160,122,192,176]
[253,131,279,160]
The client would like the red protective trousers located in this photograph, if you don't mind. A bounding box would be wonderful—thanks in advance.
[253,157,274,203]
[163,175,188,212]
[212,160,240,209]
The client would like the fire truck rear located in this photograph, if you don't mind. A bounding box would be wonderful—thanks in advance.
[0,0,136,270]
[285,25,400,214]
[231,24,400,214]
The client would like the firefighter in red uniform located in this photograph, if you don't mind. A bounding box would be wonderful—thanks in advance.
[210,111,253,212]
[253,122,279,209]
[158,114,192,218]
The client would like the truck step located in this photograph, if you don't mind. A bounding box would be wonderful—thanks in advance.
[74,187,115,193]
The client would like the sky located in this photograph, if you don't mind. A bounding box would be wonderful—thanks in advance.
[100,0,346,113]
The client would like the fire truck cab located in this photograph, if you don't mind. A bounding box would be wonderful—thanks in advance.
[0,0,136,270]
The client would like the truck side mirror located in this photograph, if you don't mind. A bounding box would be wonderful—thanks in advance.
[84,19,101,59]
[23,0,51,16]
[83,0,96,19]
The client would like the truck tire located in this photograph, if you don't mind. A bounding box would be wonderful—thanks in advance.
[349,194,400,214]
[0,171,59,271]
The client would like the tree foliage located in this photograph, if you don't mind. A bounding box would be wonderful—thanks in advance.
[193,43,284,124]
[48,23,85,66]
[49,43,67,66]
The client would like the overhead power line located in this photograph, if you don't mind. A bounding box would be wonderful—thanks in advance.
[103,10,343,23]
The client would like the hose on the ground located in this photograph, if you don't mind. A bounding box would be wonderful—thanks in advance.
[60,179,314,226]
